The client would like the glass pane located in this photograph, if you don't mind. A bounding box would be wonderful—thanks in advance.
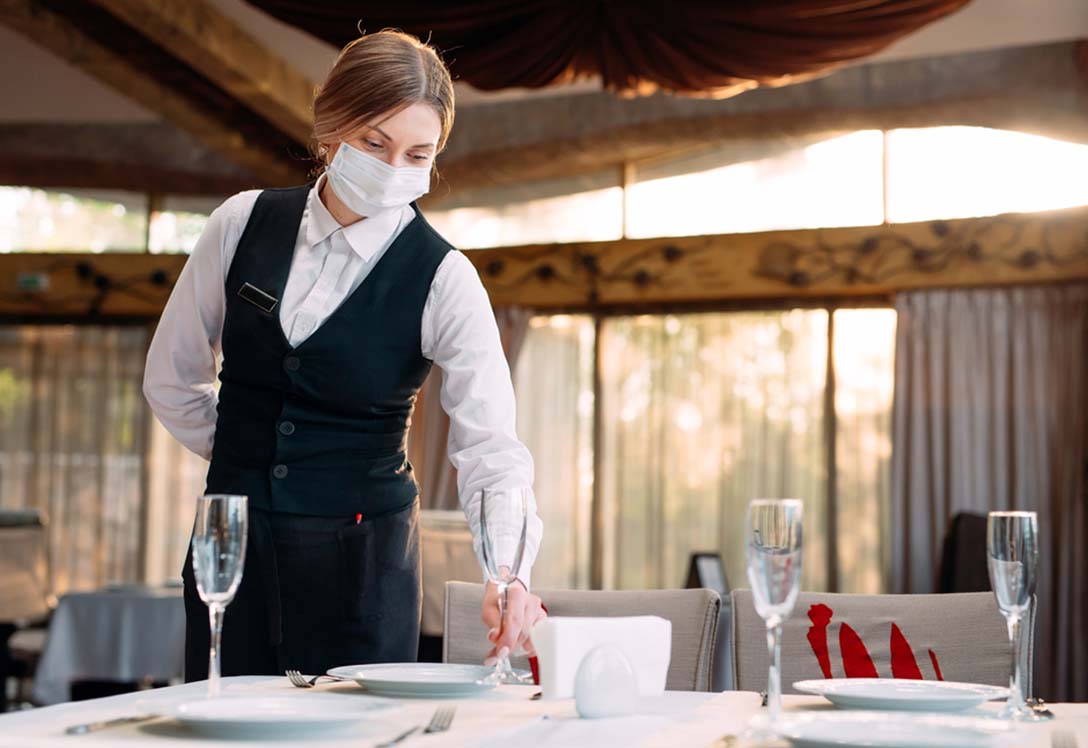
[625,131,884,238]
[598,310,829,592]
[833,308,897,593]
[885,127,1088,222]
[424,171,624,248]
[149,195,222,254]
[514,315,596,589]
[0,187,148,252]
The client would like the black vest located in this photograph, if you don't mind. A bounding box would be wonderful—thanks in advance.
[205,183,453,517]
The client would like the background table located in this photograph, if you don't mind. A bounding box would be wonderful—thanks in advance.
[2,676,1086,747]
[32,585,185,705]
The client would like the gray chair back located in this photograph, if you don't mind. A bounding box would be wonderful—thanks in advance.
[731,590,1033,694]
[444,581,721,691]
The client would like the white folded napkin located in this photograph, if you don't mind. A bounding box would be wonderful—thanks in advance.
[532,616,671,699]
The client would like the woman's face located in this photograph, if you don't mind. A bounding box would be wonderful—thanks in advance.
[328,102,441,169]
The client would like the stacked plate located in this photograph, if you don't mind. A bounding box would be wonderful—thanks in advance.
[774,679,1018,748]
[328,663,497,698]
[152,693,398,739]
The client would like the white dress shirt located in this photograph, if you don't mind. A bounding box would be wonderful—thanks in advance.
[143,175,542,585]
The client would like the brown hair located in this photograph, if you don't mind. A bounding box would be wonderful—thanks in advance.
[312,30,455,166]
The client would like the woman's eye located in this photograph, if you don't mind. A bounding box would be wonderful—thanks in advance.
[409,154,428,162]
[365,140,383,149]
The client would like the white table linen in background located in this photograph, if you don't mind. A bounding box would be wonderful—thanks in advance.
[2,676,1086,748]
[31,586,185,705]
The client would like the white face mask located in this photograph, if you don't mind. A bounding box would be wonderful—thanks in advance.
[324,142,432,217]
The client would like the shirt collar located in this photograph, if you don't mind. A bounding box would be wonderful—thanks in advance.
[306,174,405,262]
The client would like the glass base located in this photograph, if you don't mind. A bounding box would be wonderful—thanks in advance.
[740,713,780,741]
[484,666,534,686]
[999,702,1047,722]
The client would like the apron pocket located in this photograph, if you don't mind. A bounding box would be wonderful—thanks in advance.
[337,502,421,625]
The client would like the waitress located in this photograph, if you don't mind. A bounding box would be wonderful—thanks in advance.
[144,30,545,678]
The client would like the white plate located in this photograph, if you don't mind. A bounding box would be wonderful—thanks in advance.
[159,693,398,738]
[328,663,497,697]
[793,678,1009,712]
[776,710,1020,748]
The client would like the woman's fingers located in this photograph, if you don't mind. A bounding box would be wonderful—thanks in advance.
[479,581,547,659]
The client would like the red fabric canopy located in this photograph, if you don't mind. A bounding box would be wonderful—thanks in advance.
[246,0,970,97]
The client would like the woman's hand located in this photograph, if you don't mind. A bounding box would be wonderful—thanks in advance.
[481,580,547,664]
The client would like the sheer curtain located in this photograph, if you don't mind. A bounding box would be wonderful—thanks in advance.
[598,311,830,591]
[0,325,149,593]
[890,284,1088,701]
[408,306,533,512]
[513,316,596,590]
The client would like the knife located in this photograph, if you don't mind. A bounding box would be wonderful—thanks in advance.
[65,714,156,735]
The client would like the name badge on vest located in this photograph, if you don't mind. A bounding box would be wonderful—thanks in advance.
[237,282,278,314]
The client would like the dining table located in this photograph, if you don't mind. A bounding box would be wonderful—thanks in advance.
[31,585,185,705]
[0,675,1085,747]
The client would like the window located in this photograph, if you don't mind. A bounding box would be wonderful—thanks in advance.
[625,131,885,237]
[884,126,1088,222]
[0,187,148,252]
[423,171,624,248]
[149,195,222,254]
[519,308,896,594]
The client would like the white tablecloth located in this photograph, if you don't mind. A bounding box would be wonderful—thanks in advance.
[2,676,1086,747]
[31,586,185,705]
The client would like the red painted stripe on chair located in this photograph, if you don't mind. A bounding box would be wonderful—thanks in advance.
[806,604,834,678]
[928,649,945,681]
[889,623,924,679]
[840,623,879,678]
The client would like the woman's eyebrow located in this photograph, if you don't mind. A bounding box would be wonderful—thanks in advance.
[372,125,436,150]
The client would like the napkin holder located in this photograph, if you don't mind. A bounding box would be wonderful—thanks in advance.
[532,615,671,699]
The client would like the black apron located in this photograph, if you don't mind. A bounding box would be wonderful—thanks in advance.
[182,183,453,680]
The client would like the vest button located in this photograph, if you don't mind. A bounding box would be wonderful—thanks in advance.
[278,421,295,436]
[272,464,289,479]
[284,356,301,372]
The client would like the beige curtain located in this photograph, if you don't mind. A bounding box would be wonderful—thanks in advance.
[598,311,833,591]
[0,325,149,594]
[512,316,596,590]
[890,284,1088,701]
[409,306,533,511]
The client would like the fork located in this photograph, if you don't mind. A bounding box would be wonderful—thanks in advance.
[375,706,456,747]
[285,669,338,688]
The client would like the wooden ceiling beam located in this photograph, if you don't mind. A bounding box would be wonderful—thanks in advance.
[0,0,307,186]
[87,0,315,145]
[2,207,1086,319]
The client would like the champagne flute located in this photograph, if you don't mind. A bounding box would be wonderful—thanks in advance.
[479,486,531,685]
[746,499,803,733]
[191,494,248,698]
[987,510,1041,722]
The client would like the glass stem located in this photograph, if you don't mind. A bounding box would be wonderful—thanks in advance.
[208,603,224,698]
[496,581,511,672]
[766,620,783,723]
[1007,614,1024,713]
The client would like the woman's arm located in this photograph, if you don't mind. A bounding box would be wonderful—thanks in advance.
[142,191,258,459]
[422,251,544,584]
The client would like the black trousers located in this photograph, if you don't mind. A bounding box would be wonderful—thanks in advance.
[182,502,421,680]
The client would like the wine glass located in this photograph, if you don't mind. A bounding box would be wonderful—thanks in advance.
[191,494,248,698]
[986,510,1041,722]
[479,486,531,685]
[746,499,803,734]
